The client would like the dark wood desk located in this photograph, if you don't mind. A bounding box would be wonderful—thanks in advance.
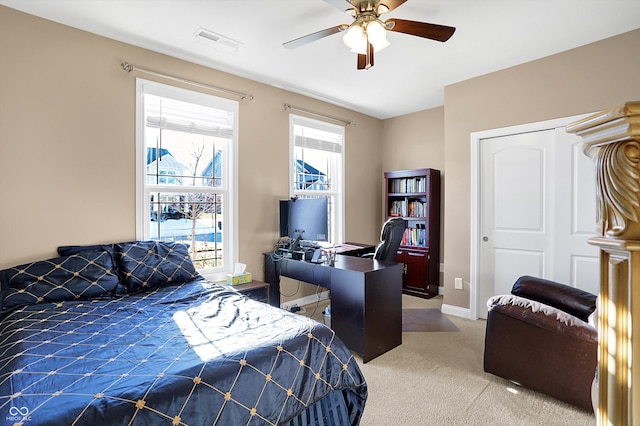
[263,246,402,363]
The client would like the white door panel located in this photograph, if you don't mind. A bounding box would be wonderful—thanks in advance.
[493,146,546,231]
[572,256,600,295]
[494,249,545,295]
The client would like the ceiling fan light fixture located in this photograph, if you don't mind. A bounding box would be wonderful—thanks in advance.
[366,20,390,52]
[343,24,367,54]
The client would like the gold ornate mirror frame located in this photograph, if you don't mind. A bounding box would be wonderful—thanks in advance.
[567,101,640,426]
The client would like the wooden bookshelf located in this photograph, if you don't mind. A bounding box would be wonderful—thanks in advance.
[384,168,441,298]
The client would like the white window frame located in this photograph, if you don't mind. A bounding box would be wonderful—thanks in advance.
[288,114,345,244]
[135,79,239,279]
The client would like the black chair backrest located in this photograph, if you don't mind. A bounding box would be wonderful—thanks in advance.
[374,218,407,262]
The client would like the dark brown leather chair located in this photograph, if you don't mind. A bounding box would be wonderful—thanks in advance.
[483,276,597,412]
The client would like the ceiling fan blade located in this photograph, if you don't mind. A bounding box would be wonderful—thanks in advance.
[386,18,456,42]
[377,0,408,14]
[283,25,345,49]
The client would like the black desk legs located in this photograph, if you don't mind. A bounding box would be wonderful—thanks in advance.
[263,254,281,308]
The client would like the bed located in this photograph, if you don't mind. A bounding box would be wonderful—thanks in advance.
[0,241,367,425]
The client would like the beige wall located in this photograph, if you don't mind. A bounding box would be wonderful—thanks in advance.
[381,107,445,268]
[0,6,384,304]
[442,28,640,310]
[380,107,445,173]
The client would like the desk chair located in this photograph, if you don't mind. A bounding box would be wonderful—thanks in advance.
[372,217,407,262]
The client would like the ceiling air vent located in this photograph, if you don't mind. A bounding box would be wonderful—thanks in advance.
[194,28,242,54]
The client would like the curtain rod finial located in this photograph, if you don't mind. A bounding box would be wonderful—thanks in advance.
[121,62,134,72]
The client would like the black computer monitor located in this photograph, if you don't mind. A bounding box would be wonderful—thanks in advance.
[279,197,329,243]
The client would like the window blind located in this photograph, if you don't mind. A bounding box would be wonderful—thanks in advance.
[144,94,234,138]
[292,116,343,153]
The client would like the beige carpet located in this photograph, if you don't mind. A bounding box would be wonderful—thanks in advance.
[300,294,595,426]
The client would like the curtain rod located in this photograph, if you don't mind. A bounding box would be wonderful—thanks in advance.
[284,104,356,126]
[121,62,254,101]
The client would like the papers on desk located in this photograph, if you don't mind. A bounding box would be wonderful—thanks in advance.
[315,241,340,249]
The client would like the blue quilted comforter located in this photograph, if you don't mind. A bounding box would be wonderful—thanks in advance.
[0,279,367,425]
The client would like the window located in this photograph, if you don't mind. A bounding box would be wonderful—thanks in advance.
[289,114,345,243]
[136,79,238,276]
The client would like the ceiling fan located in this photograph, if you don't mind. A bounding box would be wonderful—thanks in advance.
[283,0,456,70]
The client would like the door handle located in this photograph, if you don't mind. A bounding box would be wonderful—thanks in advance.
[483,236,489,242]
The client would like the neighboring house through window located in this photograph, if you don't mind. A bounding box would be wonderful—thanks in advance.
[136,79,238,277]
[289,114,345,243]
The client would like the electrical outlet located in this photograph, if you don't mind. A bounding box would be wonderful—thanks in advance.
[454,277,463,290]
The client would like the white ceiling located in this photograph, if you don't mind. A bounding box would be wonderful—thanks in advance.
[3,0,640,119]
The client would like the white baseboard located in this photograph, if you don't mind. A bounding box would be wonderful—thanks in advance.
[441,303,473,319]
[281,290,330,312]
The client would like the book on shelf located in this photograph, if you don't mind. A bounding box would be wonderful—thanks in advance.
[390,176,427,193]
[389,200,407,217]
[401,225,427,247]
[408,200,426,217]
[389,200,426,218]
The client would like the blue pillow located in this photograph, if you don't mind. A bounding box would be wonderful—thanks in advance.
[1,251,122,310]
[114,241,200,293]
[58,244,116,257]
[58,243,130,286]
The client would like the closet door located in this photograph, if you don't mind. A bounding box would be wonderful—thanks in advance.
[552,127,599,296]
[478,130,555,318]
[476,123,598,318]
